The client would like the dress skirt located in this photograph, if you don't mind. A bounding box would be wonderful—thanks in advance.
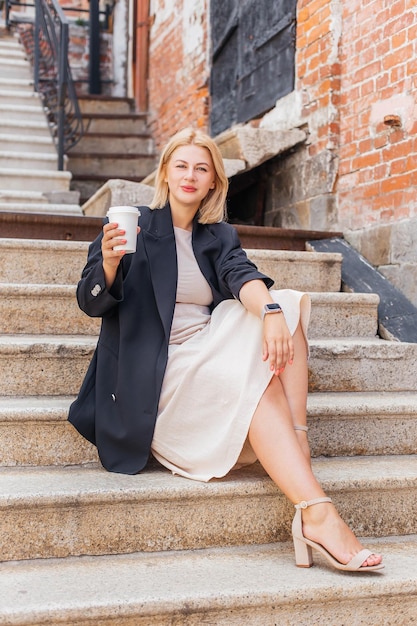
[151,289,311,482]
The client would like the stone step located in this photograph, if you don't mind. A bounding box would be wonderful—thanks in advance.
[0,103,47,122]
[0,61,33,79]
[0,118,50,136]
[0,132,56,153]
[0,76,34,90]
[81,113,148,135]
[67,152,156,178]
[309,292,378,337]
[0,284,377,338]
[74,132,154,154]
[0,38,23,51]
[0,456,415,561]
[1,335,417,397]
[0,396,98,467]
[0,202,81,215]
[0,535,414,625]
[307,391,417,456]
[1,391,416,467]
[0,150,59,171]
[0,88,42,106]
[0,239,92,284]
[248,249,343,292]
[0,238,343,291]
[78,95,136,115]
[0,45,26,60]
[0,284,100,335]
[309,338,417,392]
[0,167,71,192]
[0,189,65,205]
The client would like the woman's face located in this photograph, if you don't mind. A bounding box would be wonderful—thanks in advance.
[165,144,216,212]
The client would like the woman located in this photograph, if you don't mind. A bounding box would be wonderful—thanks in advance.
[69,127,383,573]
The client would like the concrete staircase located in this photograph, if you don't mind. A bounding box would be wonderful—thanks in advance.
[0,28,82,216]
[67,96,157,205]
[1,236,417,624]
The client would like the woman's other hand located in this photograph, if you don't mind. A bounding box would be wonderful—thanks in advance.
[262,312,294,375]
[239,279,294,375]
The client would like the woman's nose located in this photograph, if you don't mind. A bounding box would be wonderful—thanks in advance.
[184,167,195,179]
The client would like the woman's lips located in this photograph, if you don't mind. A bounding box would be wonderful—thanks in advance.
[181,186,197,192]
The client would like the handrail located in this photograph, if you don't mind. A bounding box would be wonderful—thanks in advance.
[5,0,84,170]
[34,0,84,169]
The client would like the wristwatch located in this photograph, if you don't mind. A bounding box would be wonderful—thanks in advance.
[261,303,283,321]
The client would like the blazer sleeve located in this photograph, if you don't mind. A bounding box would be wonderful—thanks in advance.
[76,231,125,318]
[217,224,274,298]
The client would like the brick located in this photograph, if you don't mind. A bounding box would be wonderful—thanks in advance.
[375,72,390,90]
[383,139,413,161]
[381,173,412,194]
[390,159,407,176]
[383,44,414,71]
[351,152,381,171]
[361,182,382,199]
[353,60,382,83]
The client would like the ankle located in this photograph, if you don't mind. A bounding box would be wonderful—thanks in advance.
[300,500,334,526]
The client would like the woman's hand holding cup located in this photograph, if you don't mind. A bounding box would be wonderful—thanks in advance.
[102,206,141,288]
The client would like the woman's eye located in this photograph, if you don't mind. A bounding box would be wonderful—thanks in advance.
[197,167,207,172]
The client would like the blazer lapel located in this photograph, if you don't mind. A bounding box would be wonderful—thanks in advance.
[142,206,177,341]
[192,220,220,292]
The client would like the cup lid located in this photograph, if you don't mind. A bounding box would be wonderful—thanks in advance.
[107,205,140,215]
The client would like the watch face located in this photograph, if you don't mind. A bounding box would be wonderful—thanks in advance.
[266,303,281,311]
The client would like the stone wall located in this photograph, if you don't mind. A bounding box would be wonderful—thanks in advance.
[346,217,417,307]
[262,141,339,232]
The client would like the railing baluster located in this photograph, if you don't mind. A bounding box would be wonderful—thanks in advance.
[57,19,68,170]
[34,0,40,91]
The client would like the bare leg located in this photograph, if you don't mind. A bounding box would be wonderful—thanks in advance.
[248,376,382,567]
[278,322,310,460]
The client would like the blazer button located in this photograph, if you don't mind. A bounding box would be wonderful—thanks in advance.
[111,394,116,402]
[91,283,102,297]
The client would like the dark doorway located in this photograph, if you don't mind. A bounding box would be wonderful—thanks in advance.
[210,0,297,136]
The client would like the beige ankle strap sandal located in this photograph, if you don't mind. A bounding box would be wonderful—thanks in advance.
[292,497,384,572]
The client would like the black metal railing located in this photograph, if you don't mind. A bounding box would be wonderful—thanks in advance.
[34,0,84,169]
[5,0,84,170]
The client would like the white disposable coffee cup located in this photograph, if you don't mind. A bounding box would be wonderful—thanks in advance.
[107,205,141,254]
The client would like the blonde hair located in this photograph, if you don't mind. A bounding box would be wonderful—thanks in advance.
[150,127,229,224]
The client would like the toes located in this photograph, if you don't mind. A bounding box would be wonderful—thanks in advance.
[363,553,382,567]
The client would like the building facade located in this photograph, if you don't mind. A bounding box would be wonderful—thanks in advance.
[66,0,417,306]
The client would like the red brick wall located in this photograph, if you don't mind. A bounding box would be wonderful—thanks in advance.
[296,0,342,157]
[337,0,417,231]
[147,0,210,150]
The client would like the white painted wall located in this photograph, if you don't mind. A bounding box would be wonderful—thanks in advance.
[112,0,129,96]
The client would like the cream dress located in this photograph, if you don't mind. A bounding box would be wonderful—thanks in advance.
[151,227,311,482]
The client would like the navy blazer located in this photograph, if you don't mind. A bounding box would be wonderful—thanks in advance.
[68,204,274,474]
